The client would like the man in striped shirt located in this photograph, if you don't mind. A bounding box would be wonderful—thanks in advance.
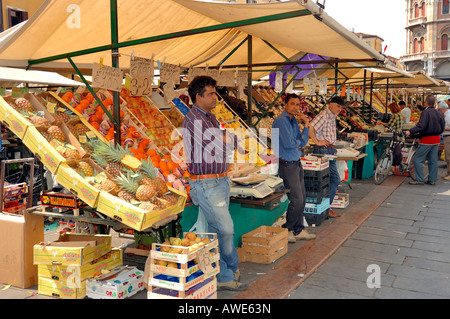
[182,76,247,291]
[309,96,345,218]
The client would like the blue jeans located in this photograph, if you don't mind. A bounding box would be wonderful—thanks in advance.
[189,177,239,283]
[414,144,439,182]
[329,159,341,204]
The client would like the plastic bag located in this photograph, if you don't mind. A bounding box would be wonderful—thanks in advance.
[189,207,208,233]
[336,160,349,183]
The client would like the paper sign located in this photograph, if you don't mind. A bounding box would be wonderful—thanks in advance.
[160,63,181,84]
[130,57,154,78]
[217,71,235,87]
[129,76,152,96]
[92,62,123,92]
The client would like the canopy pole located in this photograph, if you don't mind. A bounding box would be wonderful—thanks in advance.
[67,56,116,125]
[247,35,253,126]
[362,69,367,120]
[370,73,374,122]
[385,78,389,113]
[111,0,121,146]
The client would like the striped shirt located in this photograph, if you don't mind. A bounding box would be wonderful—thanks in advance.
[182,104,235,175]
[311,108,337,145]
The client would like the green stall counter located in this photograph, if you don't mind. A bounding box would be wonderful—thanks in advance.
[180,194,289,247]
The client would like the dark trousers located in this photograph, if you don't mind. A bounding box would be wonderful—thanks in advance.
[278,160,306,235]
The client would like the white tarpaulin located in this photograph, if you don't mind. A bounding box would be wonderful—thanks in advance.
[0,66,84,87]
[0,0,386,79]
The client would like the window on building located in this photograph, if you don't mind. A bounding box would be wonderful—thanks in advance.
[7,8,28,28]
[420,37,425,52]
[421,2,425,16]
[442,34,449,51]
[444,0,450,14]
[414,38,419,53]
[415,3,420,18]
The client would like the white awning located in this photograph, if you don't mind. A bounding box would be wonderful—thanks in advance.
[0,66,84,87]
[0,0,385,79]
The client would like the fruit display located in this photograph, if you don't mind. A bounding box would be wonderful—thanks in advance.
[147,232,219,299]
[120,88,180,151]
[161,106,184,128]
[86,139,182,211]
[0,92,187,231]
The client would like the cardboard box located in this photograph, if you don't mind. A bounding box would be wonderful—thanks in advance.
[37,248,123,282]
[331,193,349,209]
[301,157,330,171]
[96,186,186,231]
[241,226,288,264]
[0,212,44,288]
[54,160,100,208]
[86,266,145,299]
[0,96,32,139]
[33,233,112,266]
[38,276,86,299]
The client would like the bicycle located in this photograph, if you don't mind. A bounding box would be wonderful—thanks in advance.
[373,128,427,185]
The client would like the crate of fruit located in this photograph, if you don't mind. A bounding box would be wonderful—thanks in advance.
[145,232,220,299]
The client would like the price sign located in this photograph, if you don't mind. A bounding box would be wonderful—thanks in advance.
[130,57,154,78]
[160,63,181,84]
[197,246,214,274]
[92,62,123,92]
[129,76,152,97]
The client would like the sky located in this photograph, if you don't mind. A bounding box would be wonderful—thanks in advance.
[323,0,407,59]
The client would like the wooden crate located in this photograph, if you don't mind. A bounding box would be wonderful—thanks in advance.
[241,226,288,264]
[144,233,219,299]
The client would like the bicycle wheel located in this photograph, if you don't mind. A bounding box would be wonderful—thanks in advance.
[374,151,393,185]
[408,150,429,181]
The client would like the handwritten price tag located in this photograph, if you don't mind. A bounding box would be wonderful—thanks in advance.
[197,246,214,274]
[129,76,152,96]
[92,62,123,92]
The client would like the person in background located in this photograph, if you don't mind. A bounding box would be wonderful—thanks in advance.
[399,100,411,124]
[438,100,450,180]
[308,96,345,218]
[179,94,191,108]
[406,95,445,185]
[377,102,403,133]
[272,93,316,243]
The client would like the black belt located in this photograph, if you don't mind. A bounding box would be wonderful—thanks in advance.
[279,159,300,163]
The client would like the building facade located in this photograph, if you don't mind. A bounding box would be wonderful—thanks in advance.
[401,0,450,81]
[0,0,44,32]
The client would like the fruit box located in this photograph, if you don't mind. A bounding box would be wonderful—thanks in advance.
[86,265,145,299]
[22,126,66,174]
[301,157,330,171]
[96,186,187,231]
[54,159,100,208]
[148,276,217,299]
[0,96,32,139]
[145,233,219,296]
[330,193,349,209]
[37,248,122,282]
[33,233,112,266]
[38,275,87,299]
[241,226,288,264]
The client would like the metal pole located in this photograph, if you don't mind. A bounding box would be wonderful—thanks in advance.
[247,35,253,126]
[385,78,389,113]
[370,73,374,122]
[362,69,366,120]
[110,0,121,146]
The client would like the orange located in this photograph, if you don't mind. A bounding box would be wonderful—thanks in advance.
[90,122,100,130]
[182,171,190,178]
[79,99,90,109]
[75,105,84,114]
[167,161,175,171]
[147,148,157,157]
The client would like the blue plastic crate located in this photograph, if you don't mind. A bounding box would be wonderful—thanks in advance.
[304,197,330,215]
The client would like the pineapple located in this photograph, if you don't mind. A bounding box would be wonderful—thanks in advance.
[105,144,142,172]
[29,115,50,126]
[89,141,124,178]
[140,159,168,196]
[135,184,156,202]
[77,161,94,177]
[160,194,178,206]
[60,148,80,160]
[114,172,139,202]
[15,98,34,112]
[151,197,171,210]
[47,125,66,142]
[97,179,119,196]
[139,201,157,211]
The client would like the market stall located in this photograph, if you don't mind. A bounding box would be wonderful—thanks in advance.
[0,0,435,299]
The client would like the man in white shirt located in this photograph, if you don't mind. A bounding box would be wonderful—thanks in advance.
[400,100,411,124]
[438,101,450,180]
